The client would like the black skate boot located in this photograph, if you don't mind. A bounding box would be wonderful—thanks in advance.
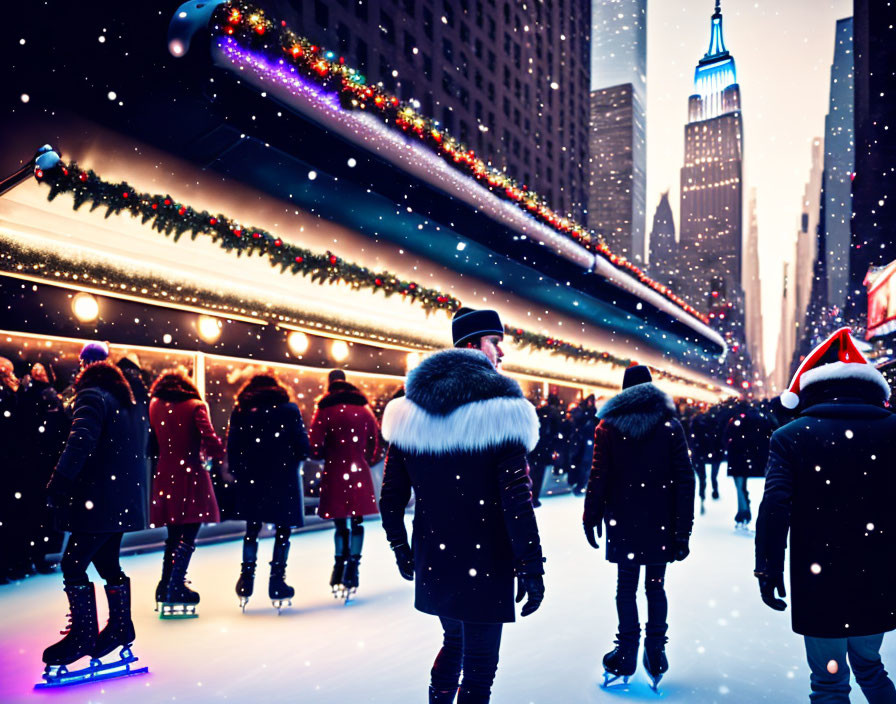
[643,636,669,692]
[457,686,490,703]
[236,535,258,611]
[340,524,364,603]
[154,543,174,611]
[161,541,199,619]
[42,583,99,667]
[92,578,136,660]
[429,685,458,703]
[601,632,639,688]
[269,537,294,613]
[330,524,350,598]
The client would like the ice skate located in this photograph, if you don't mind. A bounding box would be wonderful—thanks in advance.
[160,541,199,619]
[93,578,136,660]
[268,566,294,613]
[600,635,638,688]
[154,544,174,612]
[341,556,360,603]
[37,646,149,689]
[643,637,669,693]
[236,561,256,611]
[331,525,350,598]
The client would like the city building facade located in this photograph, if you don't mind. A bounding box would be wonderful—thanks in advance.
[587,0,647,262]
[280,0,591,221]
[743,188,763,379]
[647,191,679,292]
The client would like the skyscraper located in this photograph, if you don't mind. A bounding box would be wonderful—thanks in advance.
[678,0,744,312]
[823,18,854,311]
[285,0,592,220]
[795,139,824,335]
[647,191,679,291]
[850,0,896,318]
[743,189,763,379]
[588,0,647,262]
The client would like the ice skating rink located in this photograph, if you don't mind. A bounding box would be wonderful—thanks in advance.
[3,483,893,703]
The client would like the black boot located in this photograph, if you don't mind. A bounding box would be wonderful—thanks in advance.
[457,687,490,703]
[92,578,136,659]
[154,543,174,610]
[236,535,258,610]
[161,541,199,618]
[269,537,294,611]
[643,636,669,692]
[429,685,458,703]
[601,631,639,687]
[341,524,364,599]
[43,583,98,666]
[330,525,350,596]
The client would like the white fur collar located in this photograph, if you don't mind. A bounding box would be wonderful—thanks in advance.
[382,395,540,454]
[800,361,891,398]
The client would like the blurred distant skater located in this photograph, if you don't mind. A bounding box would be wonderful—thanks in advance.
[755,328,896,704]
[40,343,148,683]
[529,394,561,507]
[309,369,380,601]
[17,363,69,574]
[0,357,21,583]
[688,406,720,514]
[227,374,310,612]
[149,370,224,618]
[584,365,695,692]
[568,395,598,495]
[723,401,775,532]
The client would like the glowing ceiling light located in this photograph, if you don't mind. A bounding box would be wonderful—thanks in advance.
[72,292,99,322]
[405,352,421,372]
[330,339,350,362]
[287,330,310,355]
[197,315,222,343]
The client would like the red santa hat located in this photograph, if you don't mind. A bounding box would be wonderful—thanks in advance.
[781,327,885,409]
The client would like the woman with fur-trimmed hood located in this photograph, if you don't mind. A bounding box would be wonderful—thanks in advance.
[308,369,380,598]
[380,307,544,704]
[583,365,694,691]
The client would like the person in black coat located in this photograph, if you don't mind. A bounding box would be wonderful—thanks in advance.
[755,328,896,702]
[226,374,310,609]
[583,365,695,690]
[380,306,544,704]
[569,395,597,495]
[529,394,561,507]
[42,356,149,673]
[0,357,21,583]
[723,401,776,529]
[687,407,718,512]
[17,364,69,573]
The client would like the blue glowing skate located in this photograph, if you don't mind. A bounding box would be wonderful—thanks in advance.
[35,646,149,689]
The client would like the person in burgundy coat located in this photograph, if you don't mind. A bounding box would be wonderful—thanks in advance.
[148,370,224,615]
[309,370,380,597]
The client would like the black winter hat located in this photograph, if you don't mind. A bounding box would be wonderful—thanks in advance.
[328,369,346,385]
[452,307,504,347]
[622,364,652,389]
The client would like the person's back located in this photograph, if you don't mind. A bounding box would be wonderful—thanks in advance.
[755,327,896,703]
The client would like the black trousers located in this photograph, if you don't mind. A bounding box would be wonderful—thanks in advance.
[431,616,503,698]
[166,522,200,548]
[615,563,668,641]
[61,532,126,586]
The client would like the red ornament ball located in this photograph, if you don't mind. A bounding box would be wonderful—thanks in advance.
[274,239,282,247]
[79,172,88,182]
[209,217,217,225]
[122,192,129,198]
[295,256,304,263]
[328,255,338,265]
[178,206,187,215]
[374,278,382,286]
[164,198,171,205]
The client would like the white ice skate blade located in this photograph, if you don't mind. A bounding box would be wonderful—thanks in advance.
[36,647,148,689]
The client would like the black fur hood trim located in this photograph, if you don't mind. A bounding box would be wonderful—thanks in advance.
[75,362,135,407]
[405,348,523,416]
[237,384,291,409]
[598,383,675,439]
[317,380,369,410]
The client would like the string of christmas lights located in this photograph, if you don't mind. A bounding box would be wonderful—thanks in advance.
[210,1,708,325]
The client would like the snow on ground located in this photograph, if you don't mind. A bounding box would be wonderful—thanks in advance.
[2,482,892,703]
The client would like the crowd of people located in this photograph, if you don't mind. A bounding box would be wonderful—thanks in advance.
[6,312,896,703]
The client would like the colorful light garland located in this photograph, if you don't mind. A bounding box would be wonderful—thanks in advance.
[209,1,708,325]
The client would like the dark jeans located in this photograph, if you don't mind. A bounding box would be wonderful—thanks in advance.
[529,462,547,503]
[804,633,896,703]
[61,532,126,586]
[733,477,750,516]
[243,522,292,562]
[615,563,668,641]
[166,522,200,548]
[431,616,503,699]
[694,460,721,500]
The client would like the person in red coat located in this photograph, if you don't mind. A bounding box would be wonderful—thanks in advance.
[148,370,224,616]
[309,370,380,598]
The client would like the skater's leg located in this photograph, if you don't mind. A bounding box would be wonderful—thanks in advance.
[91,532,126,585]
[458,621,503,702]
[615,562,641,639]
[269,524,294,604]
[331,519,350,592]
[244,521,262,560]
[694,461,707,501]
[804,636,851,703]
[710,462,720,497]
[431,616,463,694]
[235,523,260,605]
[60,532,110,586]
[733,477,749,518]
[847,633,896,703]
[644,564,668,641]
[342,517,365,592]
[529,461,545,506]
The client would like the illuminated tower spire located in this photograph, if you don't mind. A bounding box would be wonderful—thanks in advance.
[691,0,738,121]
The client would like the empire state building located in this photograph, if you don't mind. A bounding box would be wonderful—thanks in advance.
[678,1,744,314]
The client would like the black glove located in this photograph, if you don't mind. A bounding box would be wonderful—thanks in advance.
[391,543,414,581]
[45,473,73,511]
[673,539,690,562]
[755,571,787,611]
[515,573,545,617]
[583,517,602,549]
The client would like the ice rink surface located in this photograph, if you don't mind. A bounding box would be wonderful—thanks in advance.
[3,481,894,703]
